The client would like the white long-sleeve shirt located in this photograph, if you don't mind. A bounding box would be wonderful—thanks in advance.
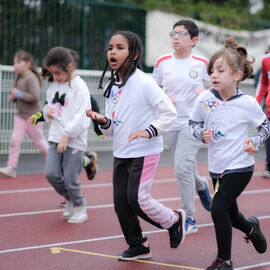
[100,68,177,158]
[43,76,91,151]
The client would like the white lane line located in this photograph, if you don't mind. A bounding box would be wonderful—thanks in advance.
[0,178,177,194]
[1,216,269,255]
[235,261,270,269]
[1,187,270,218]
[0,170,266,195]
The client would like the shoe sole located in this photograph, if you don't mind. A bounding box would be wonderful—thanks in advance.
[67,216,88,224]
[118,253,152,261]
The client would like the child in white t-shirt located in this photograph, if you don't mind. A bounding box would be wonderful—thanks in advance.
[189,36,268,269]
[153,20,212,235]
[86,30,185,261]
[43,47,91,224]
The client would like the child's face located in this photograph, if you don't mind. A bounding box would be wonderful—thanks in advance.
[47,65,69,83]
[13,57,30,74]
[171,25,197,53]
[107,34,129,75]
[210,57,241,92]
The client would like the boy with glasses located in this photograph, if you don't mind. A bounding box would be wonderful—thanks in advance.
[153,20,212,234]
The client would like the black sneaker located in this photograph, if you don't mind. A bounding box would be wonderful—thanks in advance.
[118,242,152,261]
[244,216,267,254]
[168,209,185,249]
[83,152,98,180]
[206,258,233,270]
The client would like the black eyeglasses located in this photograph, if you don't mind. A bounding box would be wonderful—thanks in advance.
[169,31,189,38]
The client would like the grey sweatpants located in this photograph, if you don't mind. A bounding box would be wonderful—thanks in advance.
[164,125,205,219]
[45,142,84,206]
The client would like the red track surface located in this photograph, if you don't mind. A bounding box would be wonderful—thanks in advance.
[0,162,270,270]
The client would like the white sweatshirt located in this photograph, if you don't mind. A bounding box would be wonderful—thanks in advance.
[43,76,91,151]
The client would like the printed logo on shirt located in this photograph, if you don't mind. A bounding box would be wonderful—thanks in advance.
[50,91,67,118]
[111,89,122,104]
[189,70,198,79]
[112,111,123,126]
[200,97,219,111]
[210,123,226,142]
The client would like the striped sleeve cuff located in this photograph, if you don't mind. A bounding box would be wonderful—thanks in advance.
[145,124,158,139]
[99,117,111,130]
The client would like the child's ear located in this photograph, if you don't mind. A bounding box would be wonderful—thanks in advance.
[67,62,74,72]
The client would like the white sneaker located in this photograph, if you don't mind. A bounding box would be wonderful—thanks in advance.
[67,204,88,224]
[0,166,16,178]
[62,201,73,220]
[262,170,270,178]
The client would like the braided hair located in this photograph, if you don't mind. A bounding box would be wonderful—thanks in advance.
[98,31,143,98]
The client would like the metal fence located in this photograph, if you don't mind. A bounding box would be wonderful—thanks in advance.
[0,64,256,155]
[0,64,113,154]
[0,0,146,70]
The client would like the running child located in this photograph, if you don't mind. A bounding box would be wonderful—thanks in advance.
[153,20,212,234]
[86,30,185,261]
[0,50,48,178]
[43,46,91,224]
[189,36,268,269]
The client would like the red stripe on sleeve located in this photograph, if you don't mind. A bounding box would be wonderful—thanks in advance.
[192,55,208,66]
[155,55,172,68]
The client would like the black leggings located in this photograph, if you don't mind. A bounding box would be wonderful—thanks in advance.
[211,171,253,260]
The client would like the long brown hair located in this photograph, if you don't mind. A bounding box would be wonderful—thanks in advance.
[14,50,42,87]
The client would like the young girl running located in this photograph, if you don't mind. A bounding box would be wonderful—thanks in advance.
[43,47,91,223]
[189,37,268,269]
[0,50,48,178]
[86,31,185,261]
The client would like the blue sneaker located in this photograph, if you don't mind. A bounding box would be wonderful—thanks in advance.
[185,217,198,234]
[197,178,212,212]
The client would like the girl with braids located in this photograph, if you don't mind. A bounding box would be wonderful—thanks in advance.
[0,50,48,178]
[43,47,90,224]
[189,36,268,269]
[86,31,186,261]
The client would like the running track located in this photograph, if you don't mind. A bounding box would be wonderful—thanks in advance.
[0,161,269,270]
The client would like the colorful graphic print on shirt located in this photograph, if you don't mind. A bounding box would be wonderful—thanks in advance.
[200,97,219,111]
[210,122,226,142]
[110,89,122,104]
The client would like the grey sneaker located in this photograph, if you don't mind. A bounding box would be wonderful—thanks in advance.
[62,201,73,220]
[0,166,16,178]
[67,204,88,224]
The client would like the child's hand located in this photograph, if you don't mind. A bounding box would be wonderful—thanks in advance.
[129,130,150,141]
[203,129,212,143]
[28,115,36,125]
[243,138,256,155]
[8,88,19,102]
[57,135,69,153]
[86,109,107,125]
[47,108,54,120]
